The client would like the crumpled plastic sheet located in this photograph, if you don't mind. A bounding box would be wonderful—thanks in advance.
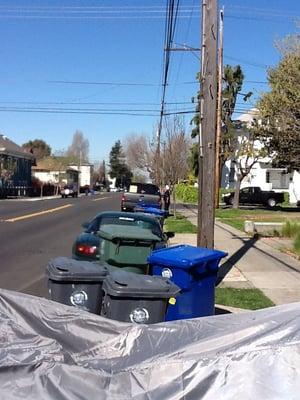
[0,288,299,399]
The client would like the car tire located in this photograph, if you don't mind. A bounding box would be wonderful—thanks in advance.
[61,194,65,198]
[267,198,276,208]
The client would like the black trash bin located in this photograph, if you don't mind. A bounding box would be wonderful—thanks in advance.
[47,257,108,314]
[101,270,180,324]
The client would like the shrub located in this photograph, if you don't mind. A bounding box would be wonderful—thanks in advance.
[283,192,290,207]
[281,220,300,238]
[294,232,300,255]
[175,183,198,203]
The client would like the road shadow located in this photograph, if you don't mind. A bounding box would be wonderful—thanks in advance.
[215,306,231,315]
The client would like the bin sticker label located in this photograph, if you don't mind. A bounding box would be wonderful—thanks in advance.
[169,297,176,305]
[162,268,173,279]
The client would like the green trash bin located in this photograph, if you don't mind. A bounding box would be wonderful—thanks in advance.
[98,225,162,274]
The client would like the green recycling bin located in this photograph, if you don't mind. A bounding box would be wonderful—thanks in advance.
[98,224,162,274]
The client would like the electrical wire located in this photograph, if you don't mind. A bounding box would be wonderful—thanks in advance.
[157,0,180,141]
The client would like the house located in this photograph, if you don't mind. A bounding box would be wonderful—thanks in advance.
[0,134,34,197]
[32,157,79,187]
[221,109,300,204]
[32,157,93,189]
[68,163,93,188]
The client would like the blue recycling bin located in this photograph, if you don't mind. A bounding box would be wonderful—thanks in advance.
[148,245,227,321]
[134,206,168,228]
[138,202,161,209]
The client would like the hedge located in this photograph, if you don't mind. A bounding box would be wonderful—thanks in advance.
[175,183,198,203]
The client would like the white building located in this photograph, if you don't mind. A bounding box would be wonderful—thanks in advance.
[68,164,93,187]
[32,158,93,188]
[221,109,300,204]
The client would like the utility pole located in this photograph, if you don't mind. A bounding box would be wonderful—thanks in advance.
[215,7,224,209]
[78,149,82,188]
[197,0,218,249]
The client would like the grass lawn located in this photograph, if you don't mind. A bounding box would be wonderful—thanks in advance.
[215,287,275,310]
[215,208,300,232]
[165,213,197,233]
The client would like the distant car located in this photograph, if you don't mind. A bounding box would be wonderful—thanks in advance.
[61,185,78,198]
[121,182,161,211]
[223,186,285,208]
[72,211,174,261]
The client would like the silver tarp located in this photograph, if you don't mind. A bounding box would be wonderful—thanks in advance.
[0,288,299,399]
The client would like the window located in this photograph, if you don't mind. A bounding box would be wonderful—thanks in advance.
[129,183,160,195]
[241,188,250,194]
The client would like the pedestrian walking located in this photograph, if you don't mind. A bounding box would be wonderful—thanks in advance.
[163,185,171,212]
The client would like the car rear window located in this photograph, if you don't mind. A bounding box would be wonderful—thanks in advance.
[129,183,160,195]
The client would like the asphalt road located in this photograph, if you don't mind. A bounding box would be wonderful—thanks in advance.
[0,192,120,298]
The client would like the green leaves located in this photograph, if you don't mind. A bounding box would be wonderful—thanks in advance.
[255,46,300,168]
[109,140,132,186]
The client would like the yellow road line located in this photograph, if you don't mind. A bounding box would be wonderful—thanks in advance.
[92,196,113,202]
[5,204,73,222]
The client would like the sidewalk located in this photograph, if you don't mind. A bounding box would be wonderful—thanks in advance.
[171,204,300,306]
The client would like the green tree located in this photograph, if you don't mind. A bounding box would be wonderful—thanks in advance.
[22,139,51,160]
[231,122,267,208]
[109,140,132,187]
[221,65,251,162]
[255,43,300,168]
[190,65,251,177]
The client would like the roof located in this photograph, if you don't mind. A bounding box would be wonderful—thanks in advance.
[32,156,79,172]
[236,108,259,124]
[0,134,34,160]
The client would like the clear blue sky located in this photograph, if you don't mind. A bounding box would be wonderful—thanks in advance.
[0,0,299,163]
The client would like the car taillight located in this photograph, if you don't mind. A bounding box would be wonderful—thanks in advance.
[76,244,97,256]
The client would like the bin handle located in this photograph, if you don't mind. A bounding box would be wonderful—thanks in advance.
[115,239,121,255]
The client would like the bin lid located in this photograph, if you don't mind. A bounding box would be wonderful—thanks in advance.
[103,270,180,298]
[134,207,166,217]
[138,202,161,209]
[98,225,161,243]
[46,257,108,282]
[148,245,227,269]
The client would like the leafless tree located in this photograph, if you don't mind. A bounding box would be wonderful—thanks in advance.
[163,116,190,215]
[123,133,156,179]
[67,130,89,162]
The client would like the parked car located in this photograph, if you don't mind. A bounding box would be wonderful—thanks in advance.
[223,186,285,208]
[61,184,78,198]
[121,182,161,212]
[72,211,174,261]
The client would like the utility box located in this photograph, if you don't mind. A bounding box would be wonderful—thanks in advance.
[148,245,227,321]
[47,257,108,314]
[101,270,180,324]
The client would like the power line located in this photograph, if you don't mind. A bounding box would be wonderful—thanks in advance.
[49,80,158,87]
[0,105,196,116]
[224,55,269,69]
[157,0,180,148]
[47,79,200,87]
[0,100,193,106]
